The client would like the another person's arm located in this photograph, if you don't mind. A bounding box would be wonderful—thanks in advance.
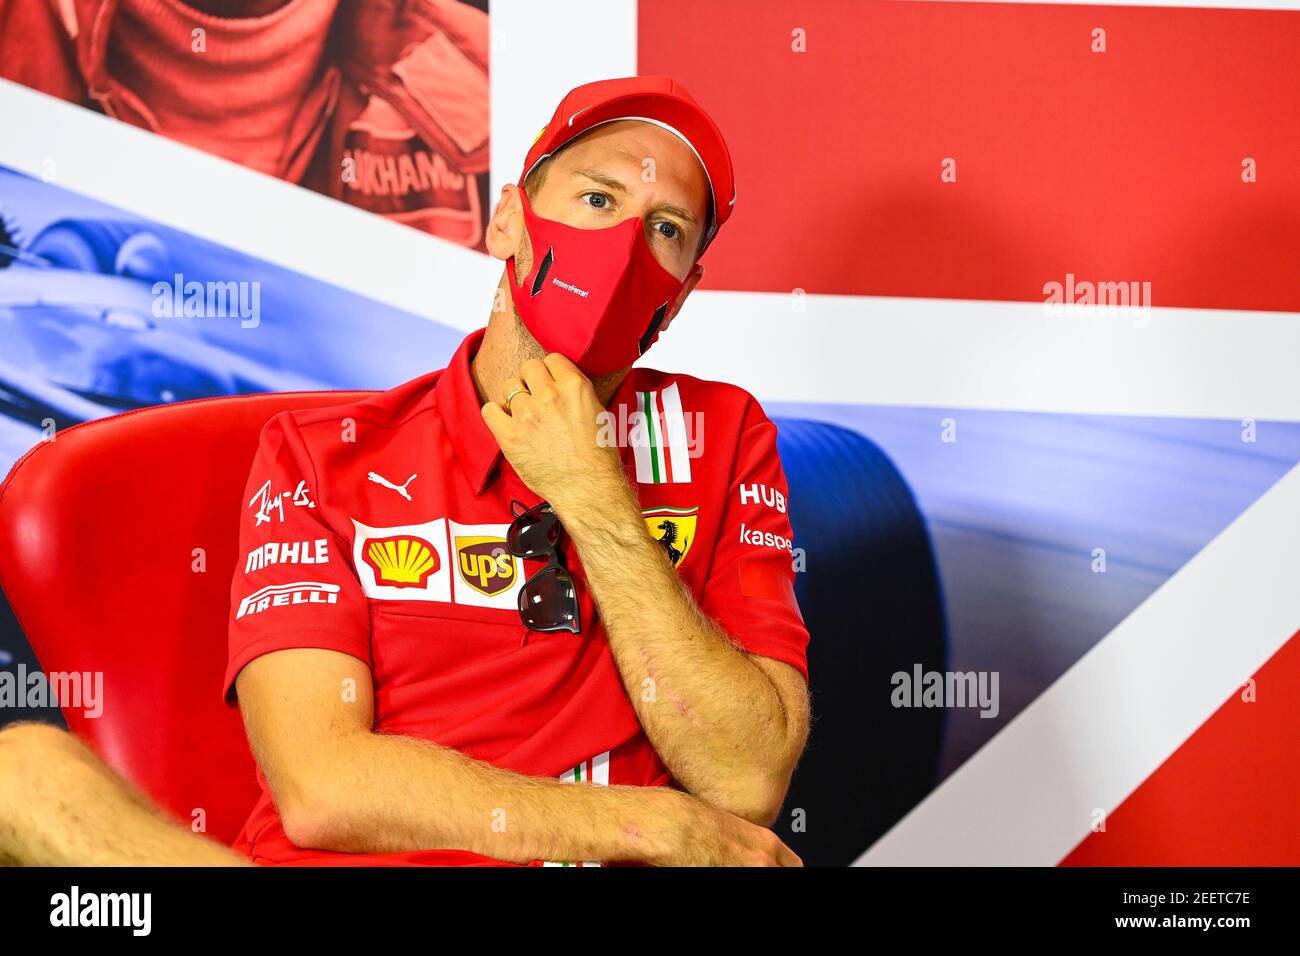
[0,722,252,866]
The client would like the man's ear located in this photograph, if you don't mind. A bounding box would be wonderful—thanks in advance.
[661,262,705,333]
[486,183,524,261]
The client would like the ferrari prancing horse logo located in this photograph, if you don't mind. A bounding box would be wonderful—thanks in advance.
[643,506,698,568]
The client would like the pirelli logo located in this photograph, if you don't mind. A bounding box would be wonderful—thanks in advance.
[236,582,340,619]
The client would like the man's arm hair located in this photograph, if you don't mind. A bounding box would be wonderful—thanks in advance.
[562,494,811,825]
[235,647,686,864]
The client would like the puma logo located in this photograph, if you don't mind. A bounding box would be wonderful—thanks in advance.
[368,472,417,501]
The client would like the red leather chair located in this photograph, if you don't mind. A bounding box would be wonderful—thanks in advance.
[0,390,371,845]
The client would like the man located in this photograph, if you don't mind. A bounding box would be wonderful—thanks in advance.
[0,76,809,867]
[0,0,491,247]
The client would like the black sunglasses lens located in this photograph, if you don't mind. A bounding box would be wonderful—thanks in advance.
[518,565,580,633]
[509,503,560,558]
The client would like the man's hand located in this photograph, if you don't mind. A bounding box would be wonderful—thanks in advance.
[481,354,624,509]
[482,352,809,825]
[236,647,799,865]
[653,789,803,867]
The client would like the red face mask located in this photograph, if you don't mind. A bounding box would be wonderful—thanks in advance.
[507,190,690,377]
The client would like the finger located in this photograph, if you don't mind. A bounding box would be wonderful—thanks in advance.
[519,358,555,396]
[500,378,529,413]
[481,401,513,437]
[542,352,584,382]
[776,842,804,867]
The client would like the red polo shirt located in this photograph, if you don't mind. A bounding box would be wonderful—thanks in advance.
[224,329,808,865]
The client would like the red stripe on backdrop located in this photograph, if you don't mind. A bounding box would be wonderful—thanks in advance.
[1060,629,1300,866]
[639,1,1300,311]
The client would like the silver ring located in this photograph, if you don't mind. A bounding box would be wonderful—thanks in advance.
[504,387,528,413]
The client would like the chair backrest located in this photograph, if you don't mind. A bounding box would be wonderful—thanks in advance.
[774,418,948,865]
[0,396,947,862]
[0,391,371,845]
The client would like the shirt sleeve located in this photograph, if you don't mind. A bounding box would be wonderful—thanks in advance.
[224,411,371,703]
[697,401,810,682]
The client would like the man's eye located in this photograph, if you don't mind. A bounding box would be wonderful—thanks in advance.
[654,221,682,242]
[582,192,612,209]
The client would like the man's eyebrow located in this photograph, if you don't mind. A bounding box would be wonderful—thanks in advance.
[573,168,629,193]
[573,168,700,228]
[655,203,699,227]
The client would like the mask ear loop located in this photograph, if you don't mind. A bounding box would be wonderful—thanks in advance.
[530,247,554,296]
[638,262,702,355]
[506,189,551,299]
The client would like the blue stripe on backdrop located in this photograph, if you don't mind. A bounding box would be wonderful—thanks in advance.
[769,402,1300,779]
[0,167,463,471]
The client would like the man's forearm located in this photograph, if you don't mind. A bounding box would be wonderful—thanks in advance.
[280,729,684,864]
[0,723,251,866]
[555,481,802,822]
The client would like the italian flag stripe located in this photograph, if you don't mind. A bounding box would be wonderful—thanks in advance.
[591,750,610,786]
[660,382,692,484]
[633,384,690,484]
[641,390,663,483]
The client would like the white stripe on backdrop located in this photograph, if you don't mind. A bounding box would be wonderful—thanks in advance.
[5,72,1298,423]
[651,292,1300,422]
[856,460,1300,865]
[0,78,499,332]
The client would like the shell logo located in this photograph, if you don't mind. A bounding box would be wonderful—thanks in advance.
[361,535,440,588]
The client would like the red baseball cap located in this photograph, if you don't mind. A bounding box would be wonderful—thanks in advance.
[521,76,736,252]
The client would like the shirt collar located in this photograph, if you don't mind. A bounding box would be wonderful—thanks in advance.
[436,328,501,495]
[435,330,654,496]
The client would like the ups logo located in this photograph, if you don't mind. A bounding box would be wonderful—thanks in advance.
[455,536,517,596]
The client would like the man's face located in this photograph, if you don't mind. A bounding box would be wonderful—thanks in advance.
[520,120,712,281]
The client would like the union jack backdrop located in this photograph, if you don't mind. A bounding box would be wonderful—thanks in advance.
[0,0,1295,868]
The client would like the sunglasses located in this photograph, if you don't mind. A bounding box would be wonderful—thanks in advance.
[507,500,581,634]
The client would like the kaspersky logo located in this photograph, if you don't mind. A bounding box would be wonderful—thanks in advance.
[362,534,440,588]
[455,535,517,596]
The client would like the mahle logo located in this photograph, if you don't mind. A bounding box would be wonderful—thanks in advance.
[456,536,517,596]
